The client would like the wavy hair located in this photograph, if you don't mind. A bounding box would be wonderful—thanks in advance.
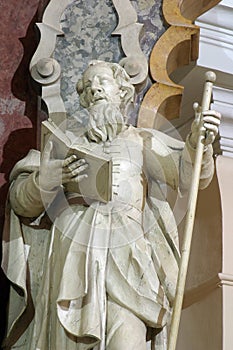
[77,60,135,111]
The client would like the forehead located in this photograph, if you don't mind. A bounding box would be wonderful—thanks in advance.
[83,64,114,82]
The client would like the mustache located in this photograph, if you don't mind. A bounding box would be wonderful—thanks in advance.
[87,104,125,142]
[89,91,107,105]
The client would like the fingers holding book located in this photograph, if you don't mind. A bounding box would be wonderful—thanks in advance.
[39,141,89,191]
[62,156,89,184]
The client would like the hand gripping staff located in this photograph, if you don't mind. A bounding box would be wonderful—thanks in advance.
[168,71,216,350]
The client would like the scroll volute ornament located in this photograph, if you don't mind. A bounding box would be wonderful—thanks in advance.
[179,0,222,21]
[111,0,148,86]
[137,0,221,129]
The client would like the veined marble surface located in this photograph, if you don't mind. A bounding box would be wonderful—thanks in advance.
[54,0,165,127]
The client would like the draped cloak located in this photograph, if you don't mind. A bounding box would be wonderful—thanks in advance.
[1,126,214,349]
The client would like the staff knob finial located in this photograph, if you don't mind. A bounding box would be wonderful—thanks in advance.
[205,71,216,83]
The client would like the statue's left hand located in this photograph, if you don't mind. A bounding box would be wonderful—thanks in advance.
[189,109,221,148]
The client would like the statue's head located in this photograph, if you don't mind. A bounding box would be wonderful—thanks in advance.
[77,60,135,111]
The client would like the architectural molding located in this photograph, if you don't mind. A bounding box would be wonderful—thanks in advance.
[196,0,233,79]
[111,0,148,86]
[30,0,70,126]
[183,272,233,310]
[180,0,224,21]
[168,0,233,153]
[30,0,150,126]
[138,25,199,129]
[212,86,233,157]
[216,156,233,274]
[137,0,221,128]
[196,0,233,157]
[30,0,223,131]
[183,275,220,309]
[219,273,233,287]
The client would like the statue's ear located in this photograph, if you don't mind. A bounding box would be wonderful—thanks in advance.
[76,79,84,94]
[119,83,135,107]
[120,89,127,99]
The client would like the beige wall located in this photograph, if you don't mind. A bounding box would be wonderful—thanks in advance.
[178,155,233,349]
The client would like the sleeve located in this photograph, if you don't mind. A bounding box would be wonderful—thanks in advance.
[179,134,214,192]
[143,129,214,193]
[10,170,58,218]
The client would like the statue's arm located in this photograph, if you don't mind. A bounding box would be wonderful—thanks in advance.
[180,108,221,192]
[9,170,58,218]
[9,142,89,218]
[144,109,220,192]
[143,130,214,193]
[179,136,214,193]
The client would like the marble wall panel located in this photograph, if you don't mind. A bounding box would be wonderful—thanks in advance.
[53,0,165,126]
[0,0,165,344]
[0,0,47,344]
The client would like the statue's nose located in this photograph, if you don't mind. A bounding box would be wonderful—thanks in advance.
[91,77,102,93]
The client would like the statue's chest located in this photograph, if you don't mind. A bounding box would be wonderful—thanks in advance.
[91,134,146,207]
[93,134,144,176]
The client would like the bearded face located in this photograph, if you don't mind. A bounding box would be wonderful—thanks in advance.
[79,65,122,108]
[77,63,133,143]
[86,103,126,143]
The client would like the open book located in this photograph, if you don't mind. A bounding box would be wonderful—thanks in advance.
[41,120,112,203]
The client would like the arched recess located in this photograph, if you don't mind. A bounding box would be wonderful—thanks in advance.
[138,0,221,128]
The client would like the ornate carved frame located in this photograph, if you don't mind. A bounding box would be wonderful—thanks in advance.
[138,0,221,128]
[30,0,221,132]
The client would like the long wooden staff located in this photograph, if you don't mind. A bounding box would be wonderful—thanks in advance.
[168,71,216,350]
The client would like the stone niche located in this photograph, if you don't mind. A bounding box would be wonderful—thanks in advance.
[31,0,165,131]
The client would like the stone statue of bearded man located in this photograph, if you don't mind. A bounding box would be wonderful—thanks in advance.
[2,60,221,350]
[77,60,135,143]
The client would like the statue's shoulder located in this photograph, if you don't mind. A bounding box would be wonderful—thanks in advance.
[134,126,185,150]
[10,149,41,182]
[121,125,173,145]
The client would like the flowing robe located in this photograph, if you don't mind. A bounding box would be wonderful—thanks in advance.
[2,126,214,349]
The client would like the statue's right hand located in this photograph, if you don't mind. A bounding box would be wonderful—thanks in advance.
[38,141,88,191]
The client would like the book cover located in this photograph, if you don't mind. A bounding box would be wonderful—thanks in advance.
[41,120,112,203]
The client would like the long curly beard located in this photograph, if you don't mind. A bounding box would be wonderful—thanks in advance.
[86,103,126,143]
